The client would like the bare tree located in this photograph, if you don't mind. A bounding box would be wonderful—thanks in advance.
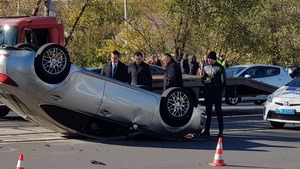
[65,0,89,47]
[32,0,42,16]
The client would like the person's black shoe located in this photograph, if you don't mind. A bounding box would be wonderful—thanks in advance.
[200,132,210,137]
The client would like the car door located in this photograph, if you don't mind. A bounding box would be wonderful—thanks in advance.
[40,71,105,114]
[99,80,158,127]
[240,66,262,79]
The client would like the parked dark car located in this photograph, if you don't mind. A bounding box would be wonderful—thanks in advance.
[289,66,300,79]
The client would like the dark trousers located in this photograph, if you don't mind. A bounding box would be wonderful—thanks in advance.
[204,86,224,133]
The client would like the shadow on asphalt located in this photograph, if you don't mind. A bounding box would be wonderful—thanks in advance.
[76,127,299,153]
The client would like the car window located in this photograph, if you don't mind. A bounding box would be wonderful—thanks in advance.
[240,67,262,78]
[226,67,246,77]
[286,77,300,87]
[263,67,280,77]
[0,26,18,46]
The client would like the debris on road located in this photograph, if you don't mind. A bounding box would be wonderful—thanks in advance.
[90,160,106,166]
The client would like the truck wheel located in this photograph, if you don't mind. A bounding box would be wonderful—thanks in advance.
[14,43,36,51]
[226,97,241,106]
[160,87,193,127]
[270,121,285,128]
[35,43,71,84]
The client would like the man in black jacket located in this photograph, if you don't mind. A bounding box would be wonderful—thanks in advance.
[101,50,129,83]
[162,53,183,91]
[128,52,152,90]
[189,55,199,75]
[201,51,227,137]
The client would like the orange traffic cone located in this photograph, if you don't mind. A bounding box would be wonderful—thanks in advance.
[209,137,227,166]
[16,153,24,169]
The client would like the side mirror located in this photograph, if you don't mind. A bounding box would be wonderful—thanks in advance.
[244,74,251,78]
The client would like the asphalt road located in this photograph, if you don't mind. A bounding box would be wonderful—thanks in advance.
[1,105,300,169]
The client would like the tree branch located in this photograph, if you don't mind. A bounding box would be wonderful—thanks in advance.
[65,0,89,47]
[32,0,43,16]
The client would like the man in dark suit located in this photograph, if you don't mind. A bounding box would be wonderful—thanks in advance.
[128,52,152,90]
[101,50,129,83]
[161,53,183,91]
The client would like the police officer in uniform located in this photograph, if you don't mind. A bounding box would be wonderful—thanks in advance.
[217,54,229,68]
[201,51,227,137]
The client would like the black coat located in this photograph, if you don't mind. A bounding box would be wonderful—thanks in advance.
[180,59,189,74]
[164,59,183,91]
[201,61,226,91]
[189,60,199,75]
[101,61,129,83]
[128,62,152,90]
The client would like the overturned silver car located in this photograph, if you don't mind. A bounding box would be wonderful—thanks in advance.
[0,43,205,139]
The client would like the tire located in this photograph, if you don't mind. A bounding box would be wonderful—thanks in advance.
[270,121,285,128]
[226,97,241,106]
[254,100,264,105]
[34,43,71,84]
[0,107,10,117]
[160,87,194,127]
[14,43,36,51]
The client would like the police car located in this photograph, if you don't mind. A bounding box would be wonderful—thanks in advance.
[263,77,300,128]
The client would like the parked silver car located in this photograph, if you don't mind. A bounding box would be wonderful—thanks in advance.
[225,64,292,105]
[0,43,205,139]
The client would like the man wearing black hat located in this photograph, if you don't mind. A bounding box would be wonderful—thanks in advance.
[201,51,227,137]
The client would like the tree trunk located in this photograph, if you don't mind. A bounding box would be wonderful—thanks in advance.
[65,0,89,47]
[32,0,43,16]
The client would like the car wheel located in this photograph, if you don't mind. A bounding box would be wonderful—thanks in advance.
[14,43,36,51]
[226,97,240,105]
[254,100,264,105]
[160,87,193,127]
[270,121,285,128]
[34,43,71,84]
[0,107,10,117]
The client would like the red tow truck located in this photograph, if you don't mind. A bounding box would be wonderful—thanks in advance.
[0,16,64,49]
